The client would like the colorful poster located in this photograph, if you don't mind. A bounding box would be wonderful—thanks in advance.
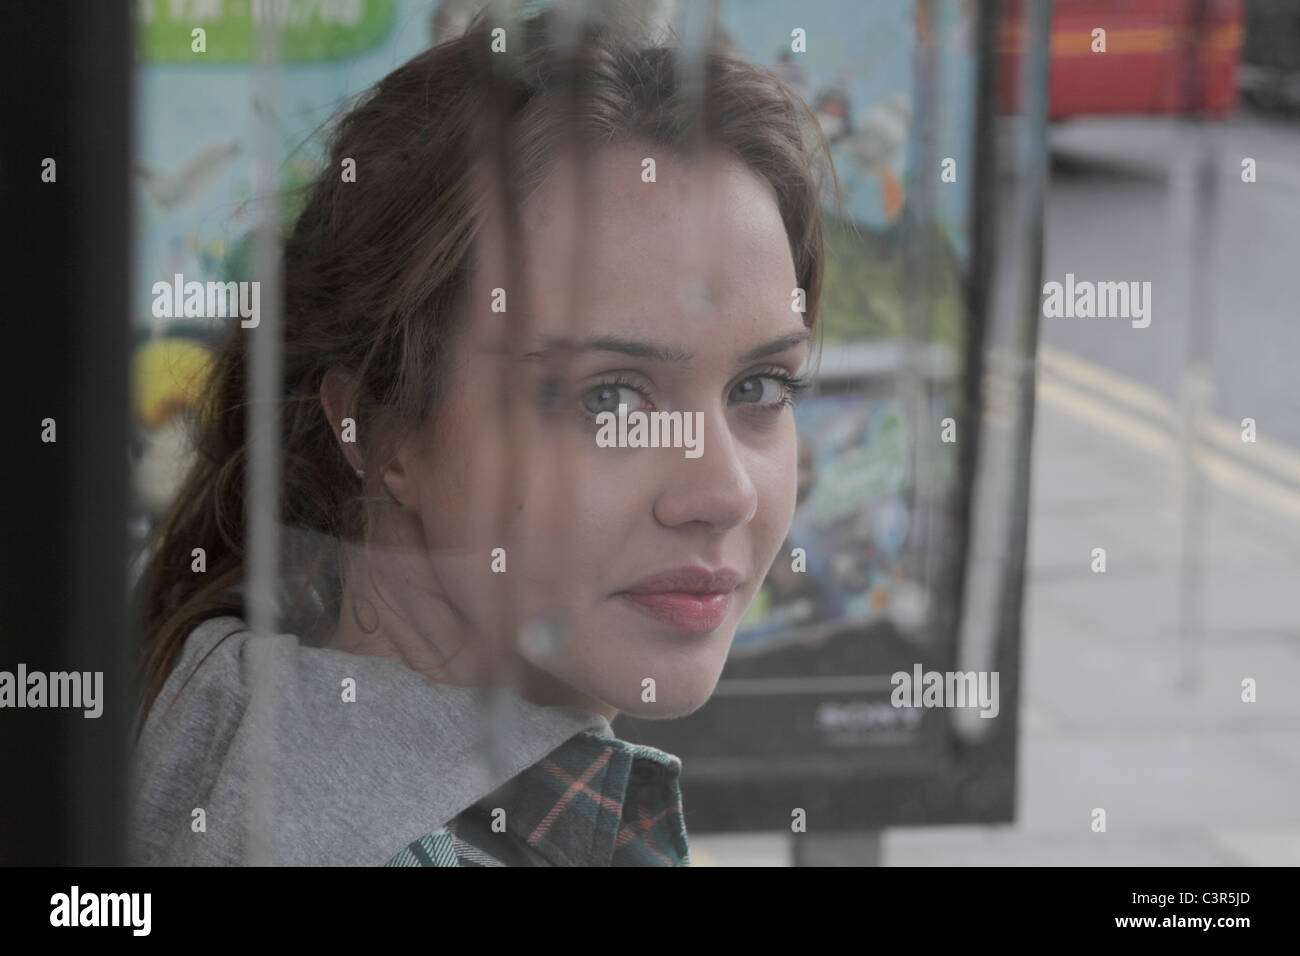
[129,0,437,570]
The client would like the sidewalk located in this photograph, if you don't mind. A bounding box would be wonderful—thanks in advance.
[690,351,1300,865]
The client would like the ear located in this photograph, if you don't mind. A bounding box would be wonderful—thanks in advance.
[320,367,421,510]
[377,431,424,512]
[319,368,364,474]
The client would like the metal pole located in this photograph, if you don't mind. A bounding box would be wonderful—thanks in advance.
[951,0,1052,746]
[1172,0,1220,694]
[244,0,286,867]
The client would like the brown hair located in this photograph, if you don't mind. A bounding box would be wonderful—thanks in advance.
[134,5,839,721]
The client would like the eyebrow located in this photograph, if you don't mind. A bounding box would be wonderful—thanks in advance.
[524,330,812,366]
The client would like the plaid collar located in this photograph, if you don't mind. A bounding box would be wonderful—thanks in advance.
[388,729,690,866]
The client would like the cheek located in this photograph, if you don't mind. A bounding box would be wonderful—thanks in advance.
[751,426,801,564]
[409,384,526,634]
[512,432,647,591]
[416,404,504,551]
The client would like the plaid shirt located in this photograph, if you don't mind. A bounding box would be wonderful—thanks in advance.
[385,730,690,867]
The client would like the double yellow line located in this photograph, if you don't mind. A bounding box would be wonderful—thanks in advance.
[1035,344,1300,521]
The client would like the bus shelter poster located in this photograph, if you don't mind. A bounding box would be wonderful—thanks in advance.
[618,0,979,831]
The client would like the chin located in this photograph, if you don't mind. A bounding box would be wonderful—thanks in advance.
[594,659,727,720]
[554,617,738,720]
[613,693,713,721]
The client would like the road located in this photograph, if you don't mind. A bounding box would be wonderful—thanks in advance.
[1042,110,1300,449]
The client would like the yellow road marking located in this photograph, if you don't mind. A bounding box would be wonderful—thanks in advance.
[1035,348,1300,521]
[1039,344,1300,484]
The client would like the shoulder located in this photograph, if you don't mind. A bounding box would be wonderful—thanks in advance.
[130,616,611,865]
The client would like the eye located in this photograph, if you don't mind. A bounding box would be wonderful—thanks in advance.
[729,372,806,408]
[581,380,651,417]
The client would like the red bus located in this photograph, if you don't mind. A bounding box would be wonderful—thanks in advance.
[999,0,1244,120]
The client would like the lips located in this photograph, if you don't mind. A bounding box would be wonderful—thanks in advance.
[616,566,742,634]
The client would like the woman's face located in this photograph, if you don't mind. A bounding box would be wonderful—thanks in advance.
[387,142,809,720]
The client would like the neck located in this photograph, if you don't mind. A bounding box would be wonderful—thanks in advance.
[322,517,618,725]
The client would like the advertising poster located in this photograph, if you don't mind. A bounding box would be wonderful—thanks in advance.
[617,0,990,831]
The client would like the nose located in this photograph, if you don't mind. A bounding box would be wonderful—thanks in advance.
[651,410,758,532]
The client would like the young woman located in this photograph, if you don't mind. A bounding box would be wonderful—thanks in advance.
[129,5,836,867]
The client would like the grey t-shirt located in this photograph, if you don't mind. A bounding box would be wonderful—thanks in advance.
[127,615,611,865]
